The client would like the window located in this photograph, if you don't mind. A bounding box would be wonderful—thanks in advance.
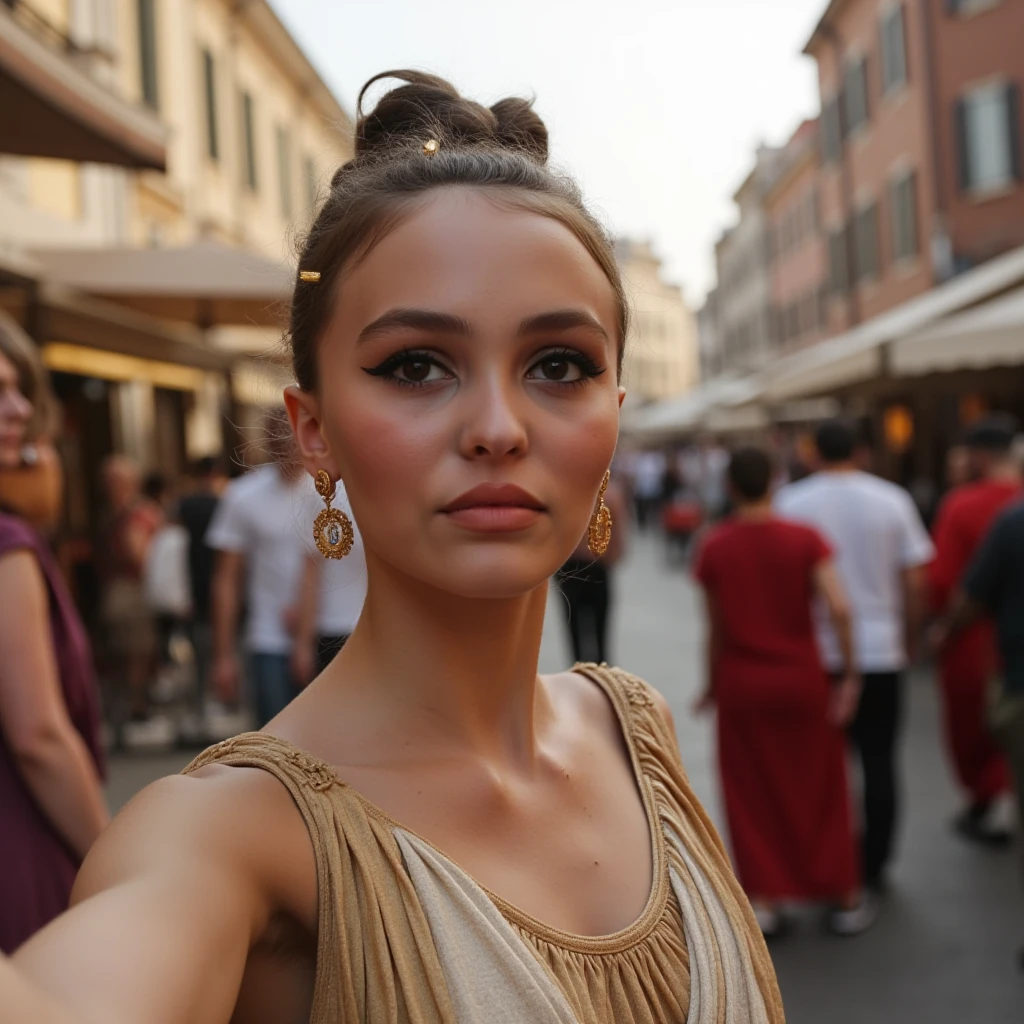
[137,0,159,110]
[844,57,870,134]
[890,170,919,260]
[956,83,1021,193]
[202,49,218,161]
[304,155,318,210]
[241,91,257,191]
[822,95,843,164]
[854,202,880,281]
[880,5,908,95]
[828,226,850,294]
[276,126,292,219]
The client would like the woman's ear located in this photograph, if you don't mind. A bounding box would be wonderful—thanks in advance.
[283,385,340,481]
[618,386,627,409]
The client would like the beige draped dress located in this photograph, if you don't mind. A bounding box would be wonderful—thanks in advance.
[183,664,785,1023]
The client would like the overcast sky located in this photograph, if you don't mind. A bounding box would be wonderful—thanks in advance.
[272,0,826,307]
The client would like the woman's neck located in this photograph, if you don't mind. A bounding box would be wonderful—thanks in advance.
[334,553,550,766]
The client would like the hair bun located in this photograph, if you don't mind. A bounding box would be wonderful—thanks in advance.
[354,70,548,164]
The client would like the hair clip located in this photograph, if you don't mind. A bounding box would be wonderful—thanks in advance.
[299,271,321,283]
[422,139,440,157]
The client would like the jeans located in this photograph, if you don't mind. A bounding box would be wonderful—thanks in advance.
[989,684,1024,879]
[847,671,904,885]
[249,652,294,729]
[316,634,350,676]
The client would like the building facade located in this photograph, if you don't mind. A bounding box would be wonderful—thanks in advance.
[806,0,1024,333]
[765,119,828,354]
[616,238,699,406]
[1,0,351,565]
[701,145,782,375]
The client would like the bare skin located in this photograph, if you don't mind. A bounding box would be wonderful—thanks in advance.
[3,191,666,1024]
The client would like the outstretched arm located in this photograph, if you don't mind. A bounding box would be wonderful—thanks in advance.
[2,766,310,1024]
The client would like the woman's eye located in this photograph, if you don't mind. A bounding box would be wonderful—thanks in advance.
[529,357,583,382]
[395,358,444,383]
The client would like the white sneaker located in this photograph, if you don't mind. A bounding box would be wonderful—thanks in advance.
[828,894,878,937]
[122,714,177,751]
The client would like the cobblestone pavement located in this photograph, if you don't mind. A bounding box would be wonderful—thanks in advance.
[107,533,1024,1022]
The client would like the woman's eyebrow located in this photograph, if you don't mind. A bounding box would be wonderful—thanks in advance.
[357,309,473,344]
[517,309,609,340]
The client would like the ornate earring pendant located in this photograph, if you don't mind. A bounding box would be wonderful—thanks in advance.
[588,470,613,557]
[313,469,354,560]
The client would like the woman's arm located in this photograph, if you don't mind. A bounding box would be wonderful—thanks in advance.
[813,559,861,726]
[3,767,307,1024]
[0,550,109,859]
[693,588,720,713]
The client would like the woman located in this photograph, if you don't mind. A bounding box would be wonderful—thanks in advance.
[556,470,627,664]
[694,447,868,937]
[2,73,782,1023]
[0,313,109,953]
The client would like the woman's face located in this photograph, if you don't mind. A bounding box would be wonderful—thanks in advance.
[0,351,32,470]
[287,189,624,599]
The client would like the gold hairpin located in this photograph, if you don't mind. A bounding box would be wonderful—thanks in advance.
[422,138,440,157]
[299,271,321,283]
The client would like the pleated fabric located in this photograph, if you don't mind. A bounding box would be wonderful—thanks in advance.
[182,664,785,1024]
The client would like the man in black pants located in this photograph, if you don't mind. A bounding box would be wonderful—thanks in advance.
[776,420,934,891]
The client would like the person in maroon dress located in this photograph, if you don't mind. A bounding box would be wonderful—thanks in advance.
[0,312,108,953]
[695,447,872,936]
[930,416,1021,844]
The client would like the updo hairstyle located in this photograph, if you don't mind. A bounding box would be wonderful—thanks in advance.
[289,70,628,392]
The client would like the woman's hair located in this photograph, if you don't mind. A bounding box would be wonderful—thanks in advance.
[289,70,628,392]
[0,310,57,442]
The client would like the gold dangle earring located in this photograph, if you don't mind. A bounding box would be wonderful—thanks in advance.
[588,470,613,557]
[313,469,354,560]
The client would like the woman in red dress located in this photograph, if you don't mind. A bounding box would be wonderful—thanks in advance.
[695,447,870,936]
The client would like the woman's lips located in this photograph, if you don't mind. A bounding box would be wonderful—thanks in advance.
[441,483,546,533]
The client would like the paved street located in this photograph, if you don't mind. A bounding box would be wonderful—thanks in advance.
[106,534,1024,1022]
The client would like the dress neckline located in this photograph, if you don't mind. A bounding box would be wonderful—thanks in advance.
[263,665,670,956]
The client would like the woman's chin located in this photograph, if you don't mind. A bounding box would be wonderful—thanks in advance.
[418,548,567,601]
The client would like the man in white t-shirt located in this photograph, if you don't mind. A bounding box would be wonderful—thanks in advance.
[206,414,313,727]
[293,477,368,679]
[776,419,934,891]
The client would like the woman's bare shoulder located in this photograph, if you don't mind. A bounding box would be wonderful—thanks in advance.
[75,762,317,927]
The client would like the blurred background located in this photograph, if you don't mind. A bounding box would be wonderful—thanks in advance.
[1,0,1023,1019]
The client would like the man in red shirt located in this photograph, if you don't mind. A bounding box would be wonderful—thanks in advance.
[930,416,1022,843]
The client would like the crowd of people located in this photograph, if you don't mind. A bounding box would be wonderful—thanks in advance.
[0,68,1021,1024]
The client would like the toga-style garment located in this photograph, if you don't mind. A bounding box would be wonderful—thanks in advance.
[184,664,784,1023]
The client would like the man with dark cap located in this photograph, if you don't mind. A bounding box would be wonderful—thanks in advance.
[929,415,1022,844]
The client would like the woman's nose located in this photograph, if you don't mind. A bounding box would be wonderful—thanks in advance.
[458,376,529,460]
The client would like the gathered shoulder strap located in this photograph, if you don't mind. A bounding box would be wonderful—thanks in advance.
[182,734,456,1024]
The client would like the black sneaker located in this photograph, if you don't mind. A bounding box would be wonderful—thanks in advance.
[954,805,1012,847]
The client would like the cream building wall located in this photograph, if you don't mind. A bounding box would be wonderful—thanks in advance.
[616,239,698,407]
[0,0,353,463]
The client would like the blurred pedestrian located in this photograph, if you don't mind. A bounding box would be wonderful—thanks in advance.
[0,313,108,952]
[776,419,933,892]
[207,410,312,728]
[176,456,226,737]
[556,471,628,664]
[96,454,164,740]
[631,448,665,530]
[293,474,367,679]
[929,416,1021,844]
[695,447,869,936]
[932,497,1024,968]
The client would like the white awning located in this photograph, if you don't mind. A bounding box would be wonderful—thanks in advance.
[621,375,765,439]
[31,240,291,327]
[762,243,1024,401]
[892,285,1024,375]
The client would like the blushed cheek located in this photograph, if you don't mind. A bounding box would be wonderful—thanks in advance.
[329,401,442,524]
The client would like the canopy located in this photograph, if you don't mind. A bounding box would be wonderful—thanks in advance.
[31,240,292,327]
[892,285,1024,375]
[0,4,165,169]
[762,243,1024,401]
[622,376,765,440]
